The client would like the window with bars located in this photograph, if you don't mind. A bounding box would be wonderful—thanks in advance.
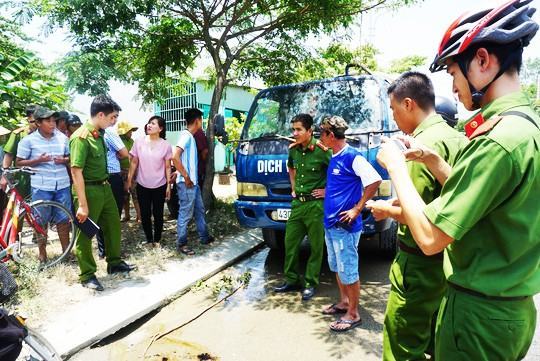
[156,81,198,132]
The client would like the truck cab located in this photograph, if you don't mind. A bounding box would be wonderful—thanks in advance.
[234,69,399,255]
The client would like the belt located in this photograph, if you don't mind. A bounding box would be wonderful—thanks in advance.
[398,240,443,260]
[85,179,109,186]
[296,194,319,202]
[448,282,529,301]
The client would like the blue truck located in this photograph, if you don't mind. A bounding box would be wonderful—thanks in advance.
[234,66,400,255]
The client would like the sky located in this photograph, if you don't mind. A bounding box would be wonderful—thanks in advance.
[15,0,540,125]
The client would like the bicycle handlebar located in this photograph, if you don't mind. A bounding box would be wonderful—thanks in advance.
[1,167,36,176]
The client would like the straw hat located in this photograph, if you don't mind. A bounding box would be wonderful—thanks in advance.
[117,120,139,135]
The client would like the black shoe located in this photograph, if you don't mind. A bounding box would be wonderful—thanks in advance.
[82,276,104,291]
[274,282,302,293]
[201,236,215,245]
[302,287,316,301]
[107,261,137,274]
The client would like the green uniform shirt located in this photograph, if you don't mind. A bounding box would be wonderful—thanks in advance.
[424,92,540,297]
[3,128,29,159]
[287,137,331,195]
[119,135,133,170]
[69,122,109,181]
[399,115,468,249]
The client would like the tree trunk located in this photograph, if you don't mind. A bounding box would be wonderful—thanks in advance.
[202,73,226,209]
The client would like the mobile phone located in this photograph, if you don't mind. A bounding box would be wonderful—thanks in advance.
[390,138,407,151]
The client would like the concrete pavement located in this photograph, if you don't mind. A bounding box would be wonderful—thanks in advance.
[38,229,264,359]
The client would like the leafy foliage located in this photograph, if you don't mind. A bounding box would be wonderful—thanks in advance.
[26,0,421,206]
[0,16,69,129]
[387,54,427,74]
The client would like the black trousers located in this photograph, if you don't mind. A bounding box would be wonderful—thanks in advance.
[136,183,167,243]
[97,173,124,257]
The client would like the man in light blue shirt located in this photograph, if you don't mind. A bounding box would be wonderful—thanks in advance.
[16,106,72,263]
[172,108,213,255]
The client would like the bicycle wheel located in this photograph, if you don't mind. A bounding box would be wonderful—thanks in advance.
[14,200,76,269]
[21,326,62,361]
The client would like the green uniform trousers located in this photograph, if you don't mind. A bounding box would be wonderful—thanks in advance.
[435,286,536,361]
[383,251,446,361]
[73,184,122,281]
[284,200,325,288]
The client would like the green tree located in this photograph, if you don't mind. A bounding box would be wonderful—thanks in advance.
[387,54,427,74]
[0,16,69,129]
[27,0,420,206]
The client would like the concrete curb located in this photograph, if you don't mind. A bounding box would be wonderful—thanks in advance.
[39,229,265,359]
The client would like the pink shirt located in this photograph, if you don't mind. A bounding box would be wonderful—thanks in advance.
[130,136,173,189]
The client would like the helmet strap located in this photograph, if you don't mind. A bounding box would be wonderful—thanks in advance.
[457,44,523,109]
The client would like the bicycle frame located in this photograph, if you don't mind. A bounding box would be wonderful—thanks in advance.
[0,186,47,258]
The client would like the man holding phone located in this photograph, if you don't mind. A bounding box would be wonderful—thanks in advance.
[376,1,539,359]
[366,72,467,360]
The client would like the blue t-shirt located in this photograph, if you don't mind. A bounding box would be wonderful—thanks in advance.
[324,145,381,232]
[176,130,198,185]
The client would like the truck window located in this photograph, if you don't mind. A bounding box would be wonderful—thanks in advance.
[245,78,383,139]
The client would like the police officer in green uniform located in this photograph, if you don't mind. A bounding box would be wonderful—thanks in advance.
[376,1,539,360]
[274,113,331,300]
[0,104,38,197]
[367,72,468,360]
[70,95,135,291]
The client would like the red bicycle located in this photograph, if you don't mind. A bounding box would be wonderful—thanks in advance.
[0,167,75,269]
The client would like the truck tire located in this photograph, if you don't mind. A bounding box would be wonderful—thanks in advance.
[262,228,285,250]
[379,221,398,258]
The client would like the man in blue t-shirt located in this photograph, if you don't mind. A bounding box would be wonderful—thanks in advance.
[172,108,214,256]
[319,115,381,332]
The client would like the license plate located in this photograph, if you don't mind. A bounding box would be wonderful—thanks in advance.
[276,208,291,221]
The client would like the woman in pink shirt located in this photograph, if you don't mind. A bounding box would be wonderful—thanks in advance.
[127,116,172,246]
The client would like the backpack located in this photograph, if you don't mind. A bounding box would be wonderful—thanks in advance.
[0,308,26,361]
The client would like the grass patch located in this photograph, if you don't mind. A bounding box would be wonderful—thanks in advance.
[4,196,245,321]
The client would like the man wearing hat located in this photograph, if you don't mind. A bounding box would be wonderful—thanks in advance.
[1,104,38,197]
[55,111,70,136]
[66,114,82,137]
[319,115,381,332]
[117,120,140,222]
[16,106,72,262]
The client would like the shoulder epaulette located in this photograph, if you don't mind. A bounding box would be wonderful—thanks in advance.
[12,126,27,135]
[469,116,503,140]
[316,140,329,152]
[72,126,90,140]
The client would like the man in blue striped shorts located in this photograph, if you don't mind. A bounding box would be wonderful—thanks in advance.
[16,106,72,263]
[319,115,381,332]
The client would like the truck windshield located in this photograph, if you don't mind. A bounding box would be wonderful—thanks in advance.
[245,78,383,139]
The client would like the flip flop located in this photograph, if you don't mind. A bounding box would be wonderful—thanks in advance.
[322,303,348,315]
[179,246,195,256]
[329,318,362,333]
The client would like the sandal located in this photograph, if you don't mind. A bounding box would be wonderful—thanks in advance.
[329,318,362,333]
[179,246,195,256]
[322,303,348,315]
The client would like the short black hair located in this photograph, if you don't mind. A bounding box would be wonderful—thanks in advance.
[90,94,122,117]
[25,104,37,117]
[291,113,314,131]
[148,115,167,140]
[185,108,203,126]
[387,71,435,111]
[456,40,523,75]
